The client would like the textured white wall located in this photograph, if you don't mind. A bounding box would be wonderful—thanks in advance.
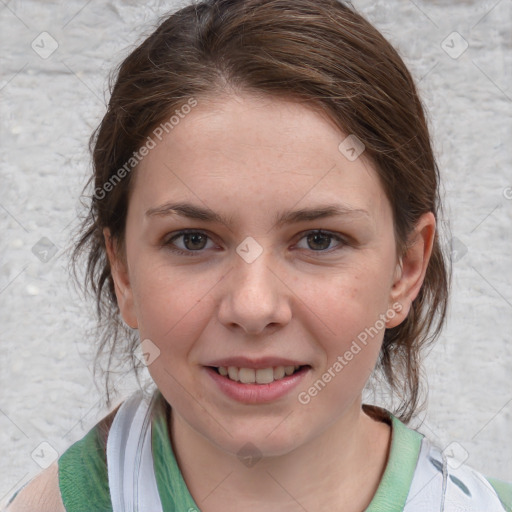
[1,0,511,505]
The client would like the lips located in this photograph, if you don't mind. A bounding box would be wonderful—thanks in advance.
[205,365,310,404]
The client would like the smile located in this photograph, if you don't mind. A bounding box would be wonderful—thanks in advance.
[214,365,305,384]
[205,365,311,404]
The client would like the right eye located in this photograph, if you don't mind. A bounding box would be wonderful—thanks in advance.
[163,230,216,256]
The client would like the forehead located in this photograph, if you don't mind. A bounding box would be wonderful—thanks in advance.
[130,93,390,226]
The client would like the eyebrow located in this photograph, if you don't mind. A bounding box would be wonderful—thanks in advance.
[145,201,370,227]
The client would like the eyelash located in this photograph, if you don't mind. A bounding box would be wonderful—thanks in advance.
[162,229,347,257]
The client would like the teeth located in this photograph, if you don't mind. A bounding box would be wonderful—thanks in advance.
[217,365,302,384]
[228,366,239,381]
[255,368,274,384]
[274,366,285,379]
[239,368,256,383]
[284,365,295,376]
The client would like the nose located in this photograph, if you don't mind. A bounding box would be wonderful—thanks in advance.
[217,249,292,336]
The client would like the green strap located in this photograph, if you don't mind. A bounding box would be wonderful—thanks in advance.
[365,411,423,512]
[58,423,113,512]
[487,477,512,512]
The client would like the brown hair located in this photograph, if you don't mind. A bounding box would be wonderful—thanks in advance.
[70,0,450,422]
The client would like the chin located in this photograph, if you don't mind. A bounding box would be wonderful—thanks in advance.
[221,432,304,461]
[199,414,313,460]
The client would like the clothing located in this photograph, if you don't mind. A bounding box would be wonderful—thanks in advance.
[6,389,512,511]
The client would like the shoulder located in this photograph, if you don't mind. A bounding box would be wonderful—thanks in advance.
[444,461,512,512]
[4,460,65,512]
[374,408,512,512]
[407,435,512,511]
[5,404,121,512]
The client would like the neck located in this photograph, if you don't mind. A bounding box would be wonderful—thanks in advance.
[169,399,391,512]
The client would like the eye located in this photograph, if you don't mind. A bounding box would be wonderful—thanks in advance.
[163,229,347,256]
[295,230,346,252]
[163,230,215,255]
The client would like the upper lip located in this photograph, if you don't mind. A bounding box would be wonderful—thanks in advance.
[205,357,310,369]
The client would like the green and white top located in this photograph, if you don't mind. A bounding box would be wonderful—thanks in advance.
[7,389,512,511]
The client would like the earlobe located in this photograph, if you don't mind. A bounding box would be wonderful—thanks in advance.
[103,228,138,329]
[386,212,436,329]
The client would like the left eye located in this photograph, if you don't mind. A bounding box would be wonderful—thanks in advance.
[163,229,345,255]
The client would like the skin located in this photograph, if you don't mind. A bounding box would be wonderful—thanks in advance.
[5,461,64,511]
[104,93,435,511]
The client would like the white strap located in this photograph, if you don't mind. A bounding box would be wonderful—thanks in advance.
[405,437,507,511]
[106,391,164,512]
[403,438,445,511]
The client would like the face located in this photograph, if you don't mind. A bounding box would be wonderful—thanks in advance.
[105,93,434,457]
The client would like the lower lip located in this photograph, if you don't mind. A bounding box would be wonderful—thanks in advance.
[204,366,310,404]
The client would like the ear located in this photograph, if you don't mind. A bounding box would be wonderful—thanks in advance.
[103,227,138,329]
[386,212,436,328]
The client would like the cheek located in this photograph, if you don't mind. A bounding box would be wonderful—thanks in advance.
[291,272,389,422]
[130,259,221,351]
[294,263,392,385]
[131,264,218,405]
[297,263,392,339]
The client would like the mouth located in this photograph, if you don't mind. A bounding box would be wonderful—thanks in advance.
[208,365,310,384]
